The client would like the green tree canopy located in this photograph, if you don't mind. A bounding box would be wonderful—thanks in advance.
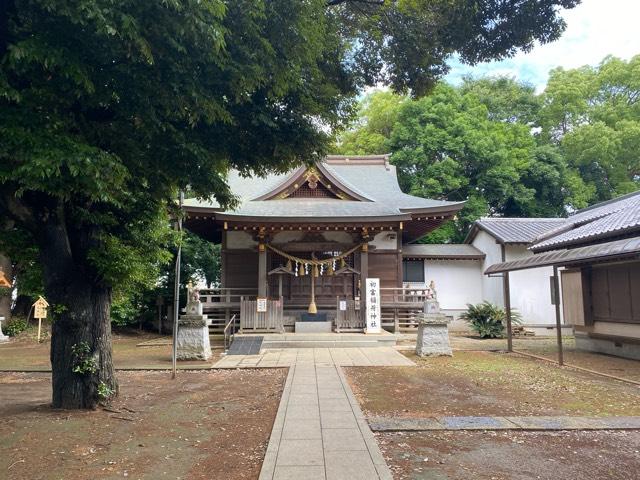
[338,83,585,241]
[541,55,640,200]
[0,0,581,408]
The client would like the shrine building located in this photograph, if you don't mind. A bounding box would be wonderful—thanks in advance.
[183,155,464,334]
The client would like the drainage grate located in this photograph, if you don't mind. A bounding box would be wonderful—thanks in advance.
[227,336,264,355]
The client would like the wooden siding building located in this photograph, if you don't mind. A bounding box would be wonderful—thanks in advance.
[183,155,464,333]
[487,190,640,360]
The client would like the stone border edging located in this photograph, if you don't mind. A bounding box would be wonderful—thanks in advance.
[368,415,640,432]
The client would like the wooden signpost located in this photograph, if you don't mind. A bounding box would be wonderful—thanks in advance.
[33,296,49,342]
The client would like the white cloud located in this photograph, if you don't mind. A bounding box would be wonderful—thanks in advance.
[446,0,640,91]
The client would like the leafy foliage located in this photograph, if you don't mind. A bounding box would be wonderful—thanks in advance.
[542,55,640,201]
[0,0,582,407]
[331,0,579,95]
[71,342,98,375]
[460,302,522,339]
[338,56,640,242]
[3,317,28,337]
[97,381,115,402]
[340,83,580,241]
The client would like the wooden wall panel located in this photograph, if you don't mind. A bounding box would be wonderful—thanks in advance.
[224,251,258,289]
[368,252,399,288]
[561,269,585,326]
[631,265,640,322]
[591,267,610,321]
[590,261,640,324]
[608,264,632,322]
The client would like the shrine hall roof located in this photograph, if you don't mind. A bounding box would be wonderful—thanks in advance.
[183,155,464,222]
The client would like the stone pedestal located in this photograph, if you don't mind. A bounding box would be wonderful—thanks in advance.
[0,316,9,343]
[177,315,212,360]
[177,283,211,360]
[415,300,452,357]
[295,321,332,333]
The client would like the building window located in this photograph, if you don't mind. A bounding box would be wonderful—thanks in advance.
[403,259,425,283]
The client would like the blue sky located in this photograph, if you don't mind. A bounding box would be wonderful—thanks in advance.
[446,0,640,91]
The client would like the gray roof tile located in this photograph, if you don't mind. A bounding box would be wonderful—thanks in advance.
[532,191,640,251]
[184,157,464,220]
[402,244,485,259]
[466,218,566,244]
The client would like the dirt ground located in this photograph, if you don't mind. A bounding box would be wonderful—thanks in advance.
[0,330,221,371]
[377,430,640,480]
[345,350,640,417]
[449,335,640,383]
[0,369,286,480]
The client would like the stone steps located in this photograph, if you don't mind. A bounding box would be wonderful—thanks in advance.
[235,332,398,349]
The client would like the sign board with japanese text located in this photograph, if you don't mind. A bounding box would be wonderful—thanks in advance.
[365,278,381,334]
[32,296,49,343]
[339,300,347,311]
[256,297,268,313]
[33,296,49,319]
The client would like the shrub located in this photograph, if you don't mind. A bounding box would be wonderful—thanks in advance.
[3,317,28,337]
[460,301,522,339]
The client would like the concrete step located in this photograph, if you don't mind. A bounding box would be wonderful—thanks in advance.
[249,332,398,349]
[261,340,396,349]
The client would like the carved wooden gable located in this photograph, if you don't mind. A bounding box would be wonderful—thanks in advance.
[256,165,367,201]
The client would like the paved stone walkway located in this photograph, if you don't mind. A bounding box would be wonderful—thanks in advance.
[214,347,414,368]
[259,364,393,480]
[368,415,640,431]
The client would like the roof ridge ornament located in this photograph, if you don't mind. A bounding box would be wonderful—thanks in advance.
[255,162,371,201]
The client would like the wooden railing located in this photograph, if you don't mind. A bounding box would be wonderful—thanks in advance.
[239,298,284,333]
[380,287,434,305]
[200,286,432,333]
[380,287,433,332]
[200,288,257,334]
[335,297,365,332]
[223,314,237,352]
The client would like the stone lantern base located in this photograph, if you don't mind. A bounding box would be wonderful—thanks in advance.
[177,315,212,361]
[415,312,452,357]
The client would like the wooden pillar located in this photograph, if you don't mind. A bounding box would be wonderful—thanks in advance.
[221,229,227,288]
[221,230,230,323]
[258,242,267,297]
[397,222,403,288]
[360,243,368,280]
[501,244,513,352]
[503,271,513,352]
[553,265,564,366]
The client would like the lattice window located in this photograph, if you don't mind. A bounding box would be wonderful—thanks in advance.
[289,181,339,199]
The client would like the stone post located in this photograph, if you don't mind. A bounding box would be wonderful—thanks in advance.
[415,299,452,357]
[176,283,212,361]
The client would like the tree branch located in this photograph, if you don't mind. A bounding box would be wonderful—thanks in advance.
[0,188,39,235]
[326,0,385,6]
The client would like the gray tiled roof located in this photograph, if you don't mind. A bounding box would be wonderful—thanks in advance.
[183,156,464,220]
[486,236,640,274]
[465,217,566,244]
[531,190,640,251]
[402,244,485,259]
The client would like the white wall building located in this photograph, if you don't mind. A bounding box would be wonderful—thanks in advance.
[402,218,572,335]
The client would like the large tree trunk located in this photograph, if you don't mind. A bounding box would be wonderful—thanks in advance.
[0,252,11,322]
[40,220,118,409]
